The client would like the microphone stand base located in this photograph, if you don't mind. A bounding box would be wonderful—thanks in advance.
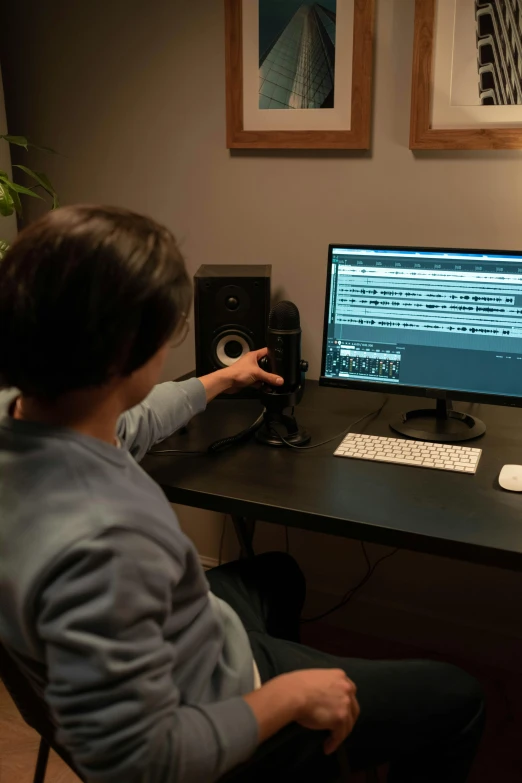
[256,412,311,447]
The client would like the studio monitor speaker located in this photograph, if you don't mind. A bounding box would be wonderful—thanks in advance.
[194,265,271,383]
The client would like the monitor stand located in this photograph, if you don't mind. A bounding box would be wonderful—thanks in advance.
[389,399,486,443]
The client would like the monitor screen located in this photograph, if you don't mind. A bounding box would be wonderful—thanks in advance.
[322,245,522,403]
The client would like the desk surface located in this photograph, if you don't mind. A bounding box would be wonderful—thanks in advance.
[142,382,522,571]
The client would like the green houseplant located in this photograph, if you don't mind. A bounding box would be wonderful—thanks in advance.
[0,134,59,259]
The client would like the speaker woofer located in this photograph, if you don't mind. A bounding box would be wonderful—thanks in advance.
[213,329,253,367]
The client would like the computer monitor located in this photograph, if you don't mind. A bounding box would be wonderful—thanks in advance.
[321,244,522,443]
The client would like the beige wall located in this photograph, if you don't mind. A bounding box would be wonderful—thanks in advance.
[2,0,522,668]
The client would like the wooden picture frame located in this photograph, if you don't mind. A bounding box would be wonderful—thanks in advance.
[225,0,375,149]
[410,0,522,150]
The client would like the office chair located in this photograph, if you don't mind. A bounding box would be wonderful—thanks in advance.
[1,641,379,783]
[0,641,83,783]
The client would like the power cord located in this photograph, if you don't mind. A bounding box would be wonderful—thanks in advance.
[301,541,399,623]
[269,398,388,451]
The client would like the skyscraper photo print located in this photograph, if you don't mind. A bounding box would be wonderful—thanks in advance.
[224,0,375,149]
[258,2,337,110]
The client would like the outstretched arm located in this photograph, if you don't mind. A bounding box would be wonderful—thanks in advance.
[198,348,283,401]
[117,378,207,461]
[117,350,283,461]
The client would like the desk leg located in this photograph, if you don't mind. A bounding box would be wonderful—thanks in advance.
[232,516,255,559]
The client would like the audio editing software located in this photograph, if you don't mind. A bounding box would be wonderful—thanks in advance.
[329,343,401,382]
[324,247,522,398]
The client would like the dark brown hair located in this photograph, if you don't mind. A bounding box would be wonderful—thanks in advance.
[0,205,191,397]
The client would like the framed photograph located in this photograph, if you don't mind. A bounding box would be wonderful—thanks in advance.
[224,0,375,149]
[411,0,522,149]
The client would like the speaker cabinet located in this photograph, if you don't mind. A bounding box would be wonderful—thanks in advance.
[194,265,271,388]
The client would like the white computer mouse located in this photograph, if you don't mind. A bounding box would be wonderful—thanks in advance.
[498,465,522,492]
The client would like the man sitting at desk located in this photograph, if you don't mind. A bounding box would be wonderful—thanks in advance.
[0,206,484,783]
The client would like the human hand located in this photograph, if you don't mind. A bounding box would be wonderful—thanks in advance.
[291,669,360,755]
[220,348,283,394]
[242,667,359,756]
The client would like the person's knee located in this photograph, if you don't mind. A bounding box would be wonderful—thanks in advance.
[256,552,305,584]
[256,551,300,572]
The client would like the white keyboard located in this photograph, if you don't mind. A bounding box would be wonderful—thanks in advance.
[334,434,482,474]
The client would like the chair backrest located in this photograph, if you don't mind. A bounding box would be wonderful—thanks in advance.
[0,640,83,779]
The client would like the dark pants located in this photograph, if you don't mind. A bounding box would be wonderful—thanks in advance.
[207,552,485,783]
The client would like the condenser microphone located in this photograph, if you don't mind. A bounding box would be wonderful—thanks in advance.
[266,301,303,391]
[257,301,310,447]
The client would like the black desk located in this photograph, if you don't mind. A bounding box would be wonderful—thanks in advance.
[142,382,522,571]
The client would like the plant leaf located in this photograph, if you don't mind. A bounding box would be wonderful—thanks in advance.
[0,135,57,154]
[13,165,59,207]
[2,177,45,199]
[0,239,9,260]
[34,171,60,208]
[3,179,44,199]
[0,134,29,150]
[0,183,15,216]
[8,187,23,216]
[29,142,58,155]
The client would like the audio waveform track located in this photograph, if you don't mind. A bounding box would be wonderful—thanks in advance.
[334,267,522,340]
[337,299,519,313]
[342,288,515,303]
[337,317,513,336]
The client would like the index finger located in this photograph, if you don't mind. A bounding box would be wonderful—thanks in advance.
[324,723,348,756]
[255,347,268,359]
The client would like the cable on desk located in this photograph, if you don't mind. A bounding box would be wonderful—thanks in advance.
[148,398,387,456]
[301,542,399,623]
[269,398,388,451]
[148,411,265,456]
[208,411,264,454]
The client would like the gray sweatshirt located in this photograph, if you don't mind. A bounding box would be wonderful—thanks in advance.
[0,380,259,783]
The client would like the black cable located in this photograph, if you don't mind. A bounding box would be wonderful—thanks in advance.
[148,411,265,456]
[360,539,371,572]
[269,398,388,451]
[208,412,264,453]
[301,541,399,623]
[150,397,387,456]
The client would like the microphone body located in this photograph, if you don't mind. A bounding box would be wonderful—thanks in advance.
[265,301,305,392]
[256,301,311,447]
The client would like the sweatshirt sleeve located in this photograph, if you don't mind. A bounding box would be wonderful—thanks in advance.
[36,530,259,783]
[117,379,207,462]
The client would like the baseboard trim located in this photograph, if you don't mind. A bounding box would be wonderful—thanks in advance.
[200,555,220,571]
